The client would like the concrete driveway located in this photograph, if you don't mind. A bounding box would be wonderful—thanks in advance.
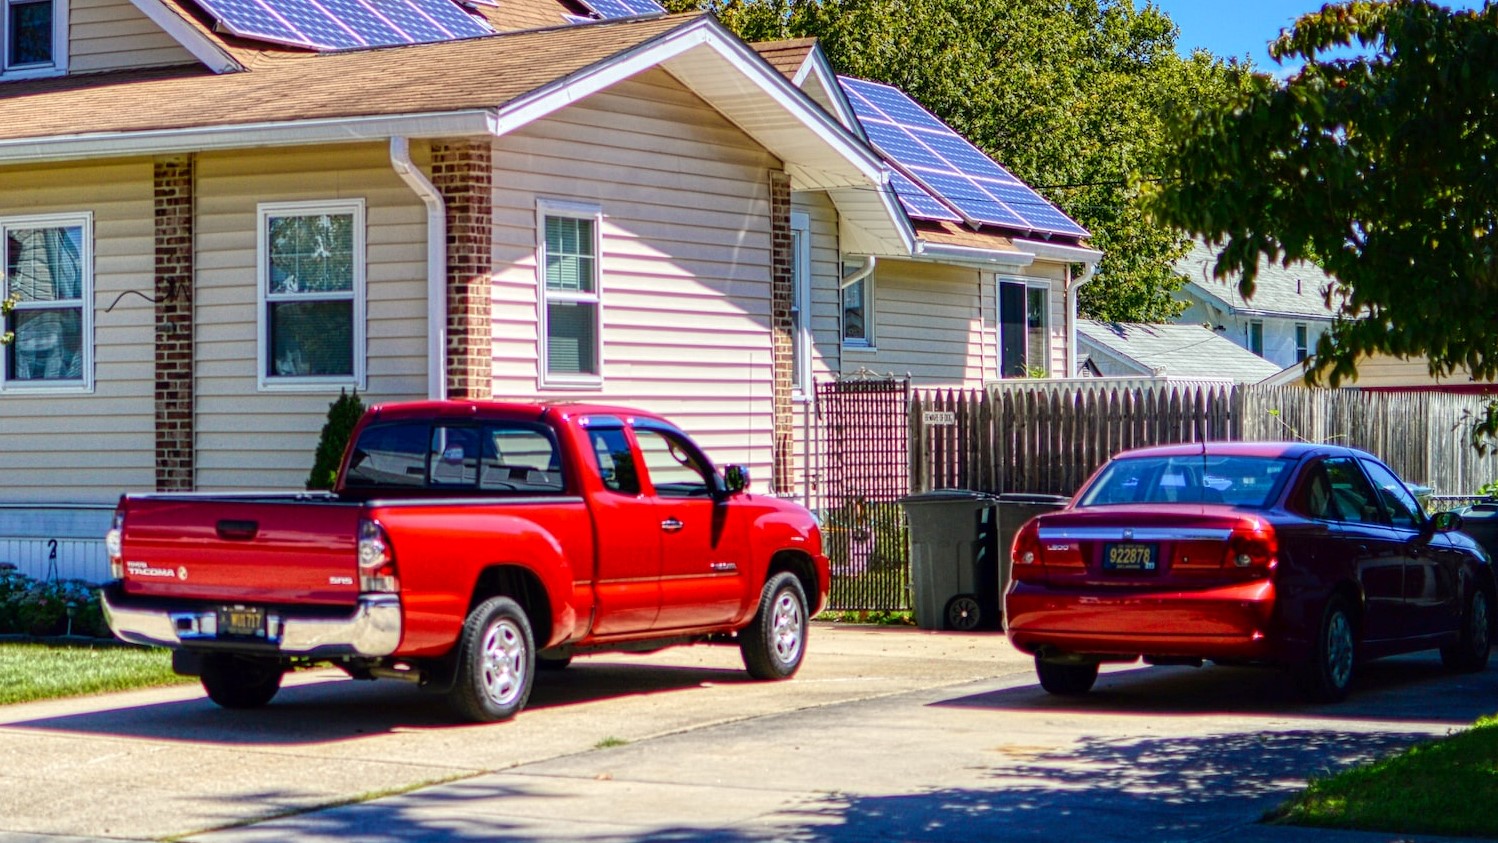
[0,624,1491,842]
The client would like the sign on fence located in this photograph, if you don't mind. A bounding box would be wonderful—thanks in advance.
[921,411,956,426]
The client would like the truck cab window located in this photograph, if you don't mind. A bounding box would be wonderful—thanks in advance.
[344,422,428,487]
[430,426,480,486]
[634,428,711,498]
[589,427,639,495]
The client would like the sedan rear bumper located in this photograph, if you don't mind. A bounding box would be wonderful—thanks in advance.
[101,584,401,658]
[1005,579,1286,662]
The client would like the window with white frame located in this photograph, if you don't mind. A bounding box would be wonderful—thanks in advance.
[3,0,66,77]
[1248,319,1265,356]
[2,212,91,390]
[1294,323,1309,362]
[841,264,872,349]
[257,200,364,389]
[790,212,811,397]
[999,278,1049,378]
[538,200,602,385]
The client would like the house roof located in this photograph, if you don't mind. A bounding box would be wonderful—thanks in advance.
[1076,319,1282,382]
[1177,238,1339,321]
[750,37,817,79]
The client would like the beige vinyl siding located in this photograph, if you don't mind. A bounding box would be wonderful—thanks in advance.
[69,0,196,73]
[489,68,779,478]
[848,258,985,387]
[194,143,429,490]
[0,158,155,503]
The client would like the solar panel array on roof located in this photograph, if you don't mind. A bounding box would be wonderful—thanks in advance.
[577,0,665,19]
[839,76,1088,238]
[195,0,492,51]
[888,169,961,223]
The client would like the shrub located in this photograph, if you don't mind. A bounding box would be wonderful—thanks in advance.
[0,572,109,638]
[307,388,366,491]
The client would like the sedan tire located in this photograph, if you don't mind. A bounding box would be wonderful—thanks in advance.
[1035,656,1098,695]
[1295,594,1356,703]
[1441,585,1492,673]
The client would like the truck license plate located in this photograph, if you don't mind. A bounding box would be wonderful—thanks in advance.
[1102,542,1157,571]
[217,606,265,637]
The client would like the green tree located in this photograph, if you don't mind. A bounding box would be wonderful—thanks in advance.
[307,388,366,491]
[666,0,1248,321]
[1150,1,1498,400]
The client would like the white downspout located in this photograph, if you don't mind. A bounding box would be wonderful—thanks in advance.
[389,136,448,401]
[840,254,875,290]
[1065,261,1097,377]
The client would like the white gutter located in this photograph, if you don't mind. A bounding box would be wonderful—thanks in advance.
[389,137,448,401]
[913,240,1036,269]
[0,110,497,165]
[1066,261,1098,378]
[1013,238,1103,264]
[840,255,876,290]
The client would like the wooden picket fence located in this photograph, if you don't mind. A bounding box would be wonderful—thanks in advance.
[911,383,1498,498]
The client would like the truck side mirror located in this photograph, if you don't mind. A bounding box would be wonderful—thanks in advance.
[722,464,750,496]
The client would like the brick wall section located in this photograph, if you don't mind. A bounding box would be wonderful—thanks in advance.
[431,140,494,400]
[770,170,794,495]
[154,156,195,491]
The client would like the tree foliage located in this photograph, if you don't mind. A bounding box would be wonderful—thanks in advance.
[664,0,1248,322]
[1150,1,1498,397]
[307,388,365,491]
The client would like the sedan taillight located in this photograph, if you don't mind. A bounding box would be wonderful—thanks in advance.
[1224,519,1278,576]
[1011,520,1043,579]
[357,518,399,593]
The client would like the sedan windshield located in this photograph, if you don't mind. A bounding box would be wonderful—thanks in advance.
[1078,454,1292,508]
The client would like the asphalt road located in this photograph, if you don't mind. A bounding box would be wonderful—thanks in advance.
[0,625,1491,843]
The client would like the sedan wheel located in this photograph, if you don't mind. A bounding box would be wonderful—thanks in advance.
[1295,595,1356,703]
[1441,586,1492,673]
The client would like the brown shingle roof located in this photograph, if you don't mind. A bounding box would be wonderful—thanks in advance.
[474,0,593,33]
[913,220,1018,253]
[749,37,815,81]
[0,13,700,141]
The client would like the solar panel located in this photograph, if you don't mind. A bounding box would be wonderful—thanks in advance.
[888,169,961,222]
[195,0,491,51]
[839,76,1089,238]
[578,0,665,20]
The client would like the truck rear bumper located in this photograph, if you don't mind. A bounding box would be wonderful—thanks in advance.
[101,585,402,658]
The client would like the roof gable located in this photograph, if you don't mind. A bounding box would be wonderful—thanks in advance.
[1177,238,1339,320]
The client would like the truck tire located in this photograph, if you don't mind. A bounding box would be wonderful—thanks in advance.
[200,654,283,709]
[740,572,808,680]
[449,596,535,723]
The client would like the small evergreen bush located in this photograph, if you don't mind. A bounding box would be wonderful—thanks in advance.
[307,388,366,490]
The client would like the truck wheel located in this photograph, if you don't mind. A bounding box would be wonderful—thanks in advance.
[1441,585,1492,673]
[200,654,283,709]
[1294,594,1357,703]
[449,596,535,723]
[740,572,808,680]
[1035,656,1098,695]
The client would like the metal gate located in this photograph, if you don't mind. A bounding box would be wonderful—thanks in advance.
[815,375,911,611]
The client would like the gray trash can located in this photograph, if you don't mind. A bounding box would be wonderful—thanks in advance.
[902,489,997,631]
[1458,499,1498,558]
[990,493,1071,621]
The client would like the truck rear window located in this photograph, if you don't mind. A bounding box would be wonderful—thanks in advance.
[345,421,565,495]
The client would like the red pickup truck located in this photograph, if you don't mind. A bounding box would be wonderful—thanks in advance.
[102,400,829,722]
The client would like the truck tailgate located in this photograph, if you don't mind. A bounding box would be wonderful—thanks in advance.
[119,498,364,605]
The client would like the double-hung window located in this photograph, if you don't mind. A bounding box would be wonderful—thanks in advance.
[3,0,65,77]
[999,278,1049,378]
[257,199,365,390]
[1247,319,1265,356]
[841,263,873,350]
[1,212,91,391]
[538,200,602,386]
[1294,323,1309,362]
[790,212,811,397]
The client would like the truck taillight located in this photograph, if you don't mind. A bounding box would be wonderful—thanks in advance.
[1224,520,1278,576]
[358,519,399,593]
[106,508,124,580]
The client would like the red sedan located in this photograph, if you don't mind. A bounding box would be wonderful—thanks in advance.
[1005,442,1494,701]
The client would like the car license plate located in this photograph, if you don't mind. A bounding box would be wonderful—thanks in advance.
[1102,542,1157,572]
[217,605,265,637]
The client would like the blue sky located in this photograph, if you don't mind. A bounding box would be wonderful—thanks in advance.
[1151,0,1483,68]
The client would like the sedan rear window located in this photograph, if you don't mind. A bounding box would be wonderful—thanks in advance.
[1078,454,1291,508]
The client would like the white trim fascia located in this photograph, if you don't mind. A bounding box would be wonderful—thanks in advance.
[490,16,886,187]
[793,47,864,140]
[1011,238,1103,264]
[0,110,497,165]
[1184,281,1337,322]
[1259,360,1316,387]
[877,179,918,256]
[125,0,241,73]
[913,239,1036,270]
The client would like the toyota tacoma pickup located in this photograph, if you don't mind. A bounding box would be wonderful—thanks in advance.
[103,400,828,722]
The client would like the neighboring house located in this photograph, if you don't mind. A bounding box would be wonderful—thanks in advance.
[1262,353,1498,396]
[1076,319,1281,383]
[1174,238,1336,369]
[0,0,1099,542]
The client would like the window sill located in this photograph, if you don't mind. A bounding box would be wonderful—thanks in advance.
[842,345,879,355]
[540,375,604,391]
[0,381,93,395]
[258,376,364,393]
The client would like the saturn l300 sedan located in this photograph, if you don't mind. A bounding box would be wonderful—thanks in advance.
[1005,442,1493,701]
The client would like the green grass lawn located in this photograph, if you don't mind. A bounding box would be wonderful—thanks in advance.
[1267,715,1498,838]
[0,642,193,705]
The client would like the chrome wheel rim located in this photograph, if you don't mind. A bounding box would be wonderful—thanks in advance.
[1326,610,1354,690]
[1472,591,1491,653]
[480,617,527,707]
[770,590,804,665]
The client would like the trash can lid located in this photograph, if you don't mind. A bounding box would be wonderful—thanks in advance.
[900,489,996,503]
[996,492,1072,505]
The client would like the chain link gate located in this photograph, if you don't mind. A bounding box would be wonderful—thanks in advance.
[815,375,911,611]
